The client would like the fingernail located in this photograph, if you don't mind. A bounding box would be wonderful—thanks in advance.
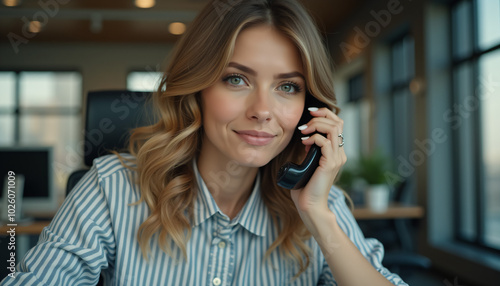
[301,136,310,140]
[298,124,308,130]
[308,107,319,112]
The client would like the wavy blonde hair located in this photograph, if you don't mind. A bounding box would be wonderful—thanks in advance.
[123,0,339,277]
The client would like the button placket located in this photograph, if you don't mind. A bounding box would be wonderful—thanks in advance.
[208,213,233,286]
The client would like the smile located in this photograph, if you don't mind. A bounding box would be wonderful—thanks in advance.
[234,130,276,146]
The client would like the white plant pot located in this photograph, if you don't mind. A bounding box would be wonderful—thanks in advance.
[366,184,390,213]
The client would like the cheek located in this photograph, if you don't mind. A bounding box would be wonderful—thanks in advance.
[205,102,233,125]
[203,91,242,125]
[274,102,304,131]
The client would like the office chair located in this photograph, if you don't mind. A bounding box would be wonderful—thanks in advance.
[66,90,153,195]
[64,90,153,286]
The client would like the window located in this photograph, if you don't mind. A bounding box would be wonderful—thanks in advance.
[345,73,366,157]
[390,34,415,161]
[451,0,500,251]
[127,71,163,92]
[388,34,416,196]
[0,72,16,145]
[0,71,83,199]
[332,61,368,168]
[348,73,364,103]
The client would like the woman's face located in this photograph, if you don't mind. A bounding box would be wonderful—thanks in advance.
[200,24,306,167]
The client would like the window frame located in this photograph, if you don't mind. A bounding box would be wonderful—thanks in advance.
[449,0,500,254]
[387,32,417,201]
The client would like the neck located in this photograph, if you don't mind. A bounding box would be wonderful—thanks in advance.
[196,153,259,219]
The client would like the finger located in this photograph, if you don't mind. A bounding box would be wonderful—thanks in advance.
[308,108,344,137]
[298,118,336,135]
[301,124,346,164]
[298,108,345,157]
[301,133,334,158]
[307,107,343,123]
[301,132,347,187]
[298,118,343,146]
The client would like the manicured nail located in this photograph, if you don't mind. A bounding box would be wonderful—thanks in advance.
[301,136,310,140]
[308,107,319,112]
[298,124,308,130]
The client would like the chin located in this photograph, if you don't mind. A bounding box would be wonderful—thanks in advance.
[237,156,271,168]
[231,148,279,168]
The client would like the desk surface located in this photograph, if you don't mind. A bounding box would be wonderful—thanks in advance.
[1,221,51,235]
[1,204,424,235]
[352,204,425,220]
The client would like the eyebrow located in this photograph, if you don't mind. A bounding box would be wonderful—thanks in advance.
[228,62,305,80]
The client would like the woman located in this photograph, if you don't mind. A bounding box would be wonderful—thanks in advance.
[1,0,407,285]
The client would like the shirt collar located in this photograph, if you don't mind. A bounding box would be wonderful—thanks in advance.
[192,159,268,237]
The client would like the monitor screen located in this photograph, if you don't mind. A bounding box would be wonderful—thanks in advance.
[0,146,56,216]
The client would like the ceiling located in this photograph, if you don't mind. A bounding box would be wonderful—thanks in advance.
[0,0,361,43]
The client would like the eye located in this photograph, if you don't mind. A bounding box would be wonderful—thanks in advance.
[278,81,302,94]
[280,84,295,93]
[223,74,246,86]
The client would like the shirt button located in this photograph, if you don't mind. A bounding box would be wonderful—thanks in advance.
[213,277,221,285]
[218,241,226,249]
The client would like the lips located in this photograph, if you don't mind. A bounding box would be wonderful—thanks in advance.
[235,130,276,146]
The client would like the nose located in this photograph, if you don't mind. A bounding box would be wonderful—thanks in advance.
[247,89,272,123]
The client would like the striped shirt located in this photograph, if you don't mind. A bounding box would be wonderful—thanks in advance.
[1,154,407,286]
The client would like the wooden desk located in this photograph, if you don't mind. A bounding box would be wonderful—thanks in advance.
[352,204,424,220]
[0,221,51,235]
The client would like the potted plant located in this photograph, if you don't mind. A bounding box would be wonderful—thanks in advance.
[356,149,397,212]
[337,166,356,191]
[337,164,366,206]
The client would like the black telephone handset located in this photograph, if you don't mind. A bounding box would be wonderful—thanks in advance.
[277,95,328,189]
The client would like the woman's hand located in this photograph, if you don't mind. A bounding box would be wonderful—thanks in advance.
[290,107,346,218]
[289,108,395,286]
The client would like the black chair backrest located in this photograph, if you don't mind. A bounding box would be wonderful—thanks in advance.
[83,90,153,167]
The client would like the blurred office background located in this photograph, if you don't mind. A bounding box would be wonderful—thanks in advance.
[0,0,499,285]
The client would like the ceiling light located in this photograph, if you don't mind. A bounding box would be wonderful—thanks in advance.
[28,21,42,33]
[169,22,186,35]
[3,0,22,6]
[135,0,155,8]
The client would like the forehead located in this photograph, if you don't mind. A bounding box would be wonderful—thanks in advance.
[230,25,304,74]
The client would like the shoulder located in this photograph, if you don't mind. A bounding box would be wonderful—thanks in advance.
[78,153,141,207]
[92,153,137,180]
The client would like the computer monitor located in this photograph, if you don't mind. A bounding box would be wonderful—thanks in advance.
[0,146,57,218]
